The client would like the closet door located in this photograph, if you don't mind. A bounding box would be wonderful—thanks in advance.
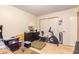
[40,18,59,39]
[40,19,50,35]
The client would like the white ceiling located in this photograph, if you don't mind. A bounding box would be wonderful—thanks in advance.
[13,5,77,16]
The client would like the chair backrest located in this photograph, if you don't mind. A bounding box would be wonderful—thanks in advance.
[17,34,24,41]
[73,41,79,54]
[0,25,3,39]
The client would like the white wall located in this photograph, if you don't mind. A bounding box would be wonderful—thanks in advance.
[37,7,78,46]
[0,6,37,39]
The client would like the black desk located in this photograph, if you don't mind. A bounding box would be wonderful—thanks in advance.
[24,32,40,42]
